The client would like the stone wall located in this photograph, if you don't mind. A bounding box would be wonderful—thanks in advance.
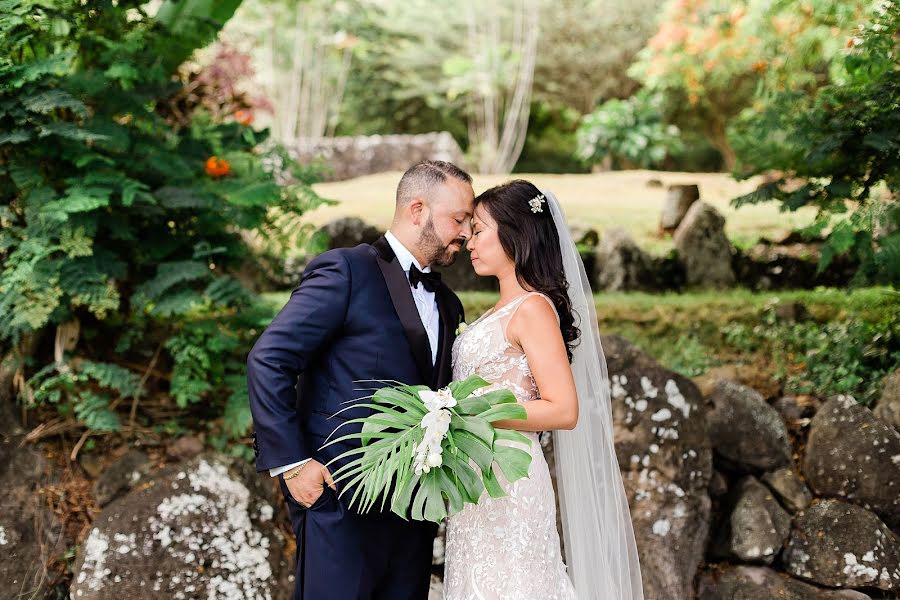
[287,132,466,181]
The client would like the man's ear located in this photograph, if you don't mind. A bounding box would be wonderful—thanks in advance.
[409,197,426,226]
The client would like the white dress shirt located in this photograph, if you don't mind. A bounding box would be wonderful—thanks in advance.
[270,231,440,477]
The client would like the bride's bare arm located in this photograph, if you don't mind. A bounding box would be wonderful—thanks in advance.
[491,296,579,431]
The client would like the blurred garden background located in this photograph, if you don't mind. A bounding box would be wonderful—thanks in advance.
[0,0,898,598]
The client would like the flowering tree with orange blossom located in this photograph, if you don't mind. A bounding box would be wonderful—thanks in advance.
[629,0,874,169]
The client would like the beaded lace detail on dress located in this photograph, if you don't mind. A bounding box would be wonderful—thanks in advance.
[444,292,576,600]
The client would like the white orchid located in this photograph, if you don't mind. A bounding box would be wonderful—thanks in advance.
[420,387,457,411]
[413,387,459,475]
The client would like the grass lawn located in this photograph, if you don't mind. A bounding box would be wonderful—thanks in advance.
[307,170,819,253]
[260,287,898,403]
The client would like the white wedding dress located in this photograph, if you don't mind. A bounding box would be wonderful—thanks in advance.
[444,291,577,600]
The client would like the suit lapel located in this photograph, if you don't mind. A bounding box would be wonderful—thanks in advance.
[433,283,459,389]
[372,236,434,385]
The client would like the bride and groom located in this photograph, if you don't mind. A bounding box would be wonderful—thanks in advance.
[247,160,643,600]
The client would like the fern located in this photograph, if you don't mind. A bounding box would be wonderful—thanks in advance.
[149,289,206,317]
[22,89,87,115]
[134,261,211,302]
[204,276,251,307]
[223,374,252,437]
[74,391,121,432]
[78,360,143,398]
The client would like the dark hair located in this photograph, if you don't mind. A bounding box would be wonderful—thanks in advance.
[475,179,580,362]
[396,160,472,206]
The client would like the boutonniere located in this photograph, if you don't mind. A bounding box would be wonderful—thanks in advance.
[455,317,468,336]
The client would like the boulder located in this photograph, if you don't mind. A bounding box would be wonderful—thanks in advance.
[721,476,792,564]
[0,400,62,599]
[783,499,900,591]
[707,380,792,473]
[771,395,821,430]
[773,300,809,323]
[569,224,600,248]
[761,467,812,514]
[602,335,712,600]
[693,364,782,400]
[873,369,900,432]
[166,436,204,462]
[70,454,291,599]
[319,217,383,250]
[93,449,150,507]
[434,249,500,293]
[708,469,728,498]
[660,184,699,232]
[596,227,656,291]
[698,565,873,600]
[673,202,735,288]
[802,395,900,527]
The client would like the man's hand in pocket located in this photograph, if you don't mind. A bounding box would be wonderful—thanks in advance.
[285,460,336,508]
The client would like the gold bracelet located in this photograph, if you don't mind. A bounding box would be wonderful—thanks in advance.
[283,461,310,481]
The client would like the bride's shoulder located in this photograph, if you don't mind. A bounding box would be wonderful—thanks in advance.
[517,292,558,321]
[506,292,560,345]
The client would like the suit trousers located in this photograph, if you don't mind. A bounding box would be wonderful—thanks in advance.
[278,474,437,600]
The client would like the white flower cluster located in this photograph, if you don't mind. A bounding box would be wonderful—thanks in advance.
[414,387,457,474]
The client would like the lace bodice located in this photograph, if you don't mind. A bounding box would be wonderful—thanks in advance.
[451,292,557,404]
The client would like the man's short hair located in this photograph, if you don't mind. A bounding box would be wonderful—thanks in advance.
[396,160,472,206]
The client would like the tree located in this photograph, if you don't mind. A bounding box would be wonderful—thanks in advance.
[224,0,358,141]
[730,1,899,286]
[630,0,873,169]
[445,0,540,173]
[0,0,323,444]
[532,0,666,114]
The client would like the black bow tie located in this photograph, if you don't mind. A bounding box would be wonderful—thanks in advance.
[408,264,441,292]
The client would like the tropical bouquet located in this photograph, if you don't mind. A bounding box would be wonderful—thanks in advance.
[321,375,533,523]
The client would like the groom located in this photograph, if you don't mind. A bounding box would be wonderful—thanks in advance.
[247,160,474,599]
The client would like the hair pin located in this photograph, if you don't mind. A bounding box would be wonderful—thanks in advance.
[529,193,545,213]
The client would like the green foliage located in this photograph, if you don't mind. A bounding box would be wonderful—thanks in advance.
[731,2,899,286]
[722,301,899,404]
[1,1,323,440]
[514,101,587,174]
[577,90,684,169]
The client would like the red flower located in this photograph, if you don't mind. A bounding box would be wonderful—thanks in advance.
[234,110,253,125]
[205,156,231,177]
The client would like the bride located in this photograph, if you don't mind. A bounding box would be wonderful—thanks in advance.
[443,180,644,600]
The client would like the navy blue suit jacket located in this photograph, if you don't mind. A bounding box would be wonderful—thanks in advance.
[247,236,464,474]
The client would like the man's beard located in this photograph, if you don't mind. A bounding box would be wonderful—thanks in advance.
[418,216,464,267]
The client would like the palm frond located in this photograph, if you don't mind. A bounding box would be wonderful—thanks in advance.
[326,374,534,523]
